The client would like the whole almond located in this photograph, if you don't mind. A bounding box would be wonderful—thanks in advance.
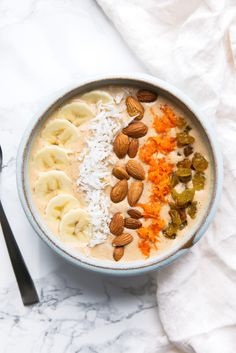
[126,160,145,180]
[137,89,157,103]
[110,179,128,203]
[113,133,129,159]
[127,208,143,219]
[122,122,148,138]
[124,217,142,229]
[109,212,124,236]
[126,96,144,120]
[113,246,124,261]
[112,233,133,246]
[128,181,144,206]
[112,166,130,180]
[128,139,139,158]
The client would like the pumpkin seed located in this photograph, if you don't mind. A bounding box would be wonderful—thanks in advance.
[171,172,179,187]
[177,132,195,147]
[177,158,192,169]
[193,172,206,190]
[178,208,187,222]
[192,152,208,172]
[176,117,187,129]
[169,209,182,226]
[188,201,197,219]
[176,167,192,183]
[184,145,194,157]
[179,220,188,230]
[163,223,178,239]
[176,168,192,177]
[172,188,195,207]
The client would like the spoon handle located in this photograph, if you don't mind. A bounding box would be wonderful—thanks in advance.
[0,200,39,305]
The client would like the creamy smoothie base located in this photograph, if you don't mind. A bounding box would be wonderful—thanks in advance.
[29,86,212,263]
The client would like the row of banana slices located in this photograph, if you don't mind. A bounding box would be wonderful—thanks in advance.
[33,90,113,243]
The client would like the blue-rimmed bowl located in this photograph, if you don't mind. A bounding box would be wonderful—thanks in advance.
[16,73,223,275]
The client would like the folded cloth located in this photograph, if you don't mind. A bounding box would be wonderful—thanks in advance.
[97,1,236,352]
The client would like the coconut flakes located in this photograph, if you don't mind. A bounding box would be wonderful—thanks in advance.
[77,103,130,247]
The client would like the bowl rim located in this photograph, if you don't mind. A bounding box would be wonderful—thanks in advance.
[16,73,223,276]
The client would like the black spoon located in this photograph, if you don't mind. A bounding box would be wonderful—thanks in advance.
[0,145,39,305]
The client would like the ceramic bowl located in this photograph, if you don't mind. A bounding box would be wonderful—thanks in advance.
[16,74,223,275]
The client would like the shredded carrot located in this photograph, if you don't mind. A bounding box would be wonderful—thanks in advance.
[148,158,173,202]
[138,240,151,257]
[138,202,162,219]
[136,105,180,257]
[139,138,157,164]
[139,135,175,161]
[150,136,176,155]
[152,104,181,133]
[137,217,165,257]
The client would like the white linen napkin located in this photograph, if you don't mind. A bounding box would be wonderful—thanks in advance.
[97,1,236,352]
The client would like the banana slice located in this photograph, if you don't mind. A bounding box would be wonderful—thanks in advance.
[60,208,91,243]
[34,146,69,171]
[34,171,72,199]
[42,119,78,147]
[46,194,80,222]
[81,90,113,104]
[59,102,94,126]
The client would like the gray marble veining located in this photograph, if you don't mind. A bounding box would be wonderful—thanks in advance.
[0,265,172,353]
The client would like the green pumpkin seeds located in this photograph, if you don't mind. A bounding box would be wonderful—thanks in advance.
[177,132,195,147]
[193,172,206,190]
[169,209,182,226]
[163,223,178,239]
[192,152,208,172]
[171,188,195,207]
[184,145,193,157]
[188,201,197,219]
[177,158,192,169]
[171,172,179,187]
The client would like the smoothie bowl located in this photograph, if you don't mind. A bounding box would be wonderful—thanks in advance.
[16,74,223,275]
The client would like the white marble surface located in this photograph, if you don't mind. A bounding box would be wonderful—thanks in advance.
[0,0,145,286]
[0,1,179,352]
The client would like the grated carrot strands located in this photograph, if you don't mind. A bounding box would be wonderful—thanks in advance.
[137,105,180,257]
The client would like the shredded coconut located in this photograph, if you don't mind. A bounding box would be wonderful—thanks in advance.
[76,101,130,247]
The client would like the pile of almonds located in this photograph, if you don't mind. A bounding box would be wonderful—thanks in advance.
[110,89,158,261]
